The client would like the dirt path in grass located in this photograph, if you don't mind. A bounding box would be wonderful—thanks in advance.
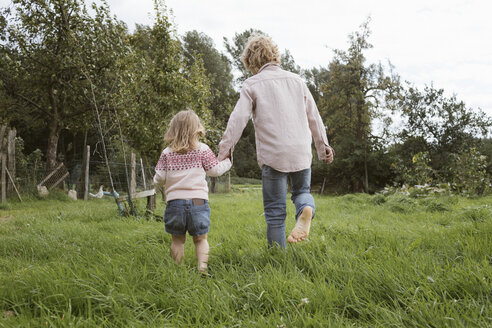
[0,215,15,223]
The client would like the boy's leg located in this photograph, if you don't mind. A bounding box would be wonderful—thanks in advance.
[171,234,186,264]
[287,168,315,243]
[192,234,209,272]
[262,165,288,248]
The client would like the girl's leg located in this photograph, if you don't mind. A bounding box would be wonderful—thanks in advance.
[192,234,209,272]
[262,165,288,248]
[171,234,186,264]
[287,168,315,243]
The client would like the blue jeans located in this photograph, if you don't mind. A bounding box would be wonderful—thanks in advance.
[262,165,315,248]
[164,199,210,236]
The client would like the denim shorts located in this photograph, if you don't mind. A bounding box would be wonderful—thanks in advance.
[164,199,210,236]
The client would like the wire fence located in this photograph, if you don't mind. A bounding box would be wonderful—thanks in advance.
[2,158,241,201]
[0,126,260,203]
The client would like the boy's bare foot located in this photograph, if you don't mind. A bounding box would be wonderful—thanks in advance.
[287,206,313,243]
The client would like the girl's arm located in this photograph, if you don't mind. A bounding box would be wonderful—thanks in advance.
[153,152,167,186]
[202,147,232,177]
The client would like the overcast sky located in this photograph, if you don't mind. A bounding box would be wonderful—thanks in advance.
[2,0,491,116]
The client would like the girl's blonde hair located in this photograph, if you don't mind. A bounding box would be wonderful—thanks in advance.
[241,33,280,74]
[164,110,205,154]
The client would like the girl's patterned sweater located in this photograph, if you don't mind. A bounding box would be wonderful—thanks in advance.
[153,142,231,201]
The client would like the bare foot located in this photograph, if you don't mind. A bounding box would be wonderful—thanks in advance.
[287,206,313,243]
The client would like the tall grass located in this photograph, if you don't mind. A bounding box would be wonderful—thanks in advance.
[0,192,491,327]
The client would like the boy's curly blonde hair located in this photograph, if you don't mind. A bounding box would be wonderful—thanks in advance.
[164,110,205,154]
[241,34,280,74]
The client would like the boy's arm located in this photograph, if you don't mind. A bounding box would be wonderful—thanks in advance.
[153,152,167,186]
[304,84,331,162]
[218,85,253,161]
[202,147,232,177]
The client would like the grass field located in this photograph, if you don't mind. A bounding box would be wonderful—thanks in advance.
[0,190,491,327]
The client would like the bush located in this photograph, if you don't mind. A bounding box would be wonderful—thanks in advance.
[370,194,386,205]
[449,148,491,196]
[457,205,491,222]
[423,199,451,212]
[385,194,417,213]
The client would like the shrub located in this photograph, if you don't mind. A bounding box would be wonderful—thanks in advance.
[449,148,491,196]
[457,205,491,222]
[385,194,417,213]
[370,194,386,205]
[423,199,450,212]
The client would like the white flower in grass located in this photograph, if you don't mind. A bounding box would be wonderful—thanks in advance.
[296,298,309,310]
[427,276,435,283]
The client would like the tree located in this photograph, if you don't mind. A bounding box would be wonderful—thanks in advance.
[182,30,236,128]
[281,49,301,75]
[317,19,399,192]
[116,4,211,161]
[0,0,127,169]
[223,28,263,85]
[304,67,330,104]
[396,83,492,180]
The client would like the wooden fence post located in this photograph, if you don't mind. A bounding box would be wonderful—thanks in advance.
[210,177,216,193]
[7,128,16,193]
[140,157,147,190]
[0,126,5,203]
[1,153,6,203]
[84,145,90,200]
[130,153,136,195]
[0,126,5,151]
[320,177,327,194]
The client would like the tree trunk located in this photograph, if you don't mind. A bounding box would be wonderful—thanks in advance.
[46,118,61,171]
[7,128,16,192]
[46,85,60,171]
[210,177,216,193]
[364,135,369,193]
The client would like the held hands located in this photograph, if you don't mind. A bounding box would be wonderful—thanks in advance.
[323,146,335,164]
[218,149,232,162]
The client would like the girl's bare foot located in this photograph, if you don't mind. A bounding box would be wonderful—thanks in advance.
[287,206,312,243]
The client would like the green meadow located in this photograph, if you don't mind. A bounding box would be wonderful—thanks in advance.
[0,191,491,327]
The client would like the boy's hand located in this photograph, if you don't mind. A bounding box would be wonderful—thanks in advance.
[218,149,232,161]
[323,146,334,164]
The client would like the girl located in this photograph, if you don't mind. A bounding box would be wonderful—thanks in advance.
[154,110,231,272]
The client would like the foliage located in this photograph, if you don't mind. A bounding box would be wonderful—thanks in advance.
[231,120,261,179]
[402,151,434,186]
[280,49,301,74]
[397,84,491,152]
[116,4,211,161]
[304,66,330,104]
[223,28,262,84]
[182,30,236,127]
[0,0,127,169]
[449,147,490,195]
[395,84,492,182]
[13,136,45,190]
[314,19,399,192]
